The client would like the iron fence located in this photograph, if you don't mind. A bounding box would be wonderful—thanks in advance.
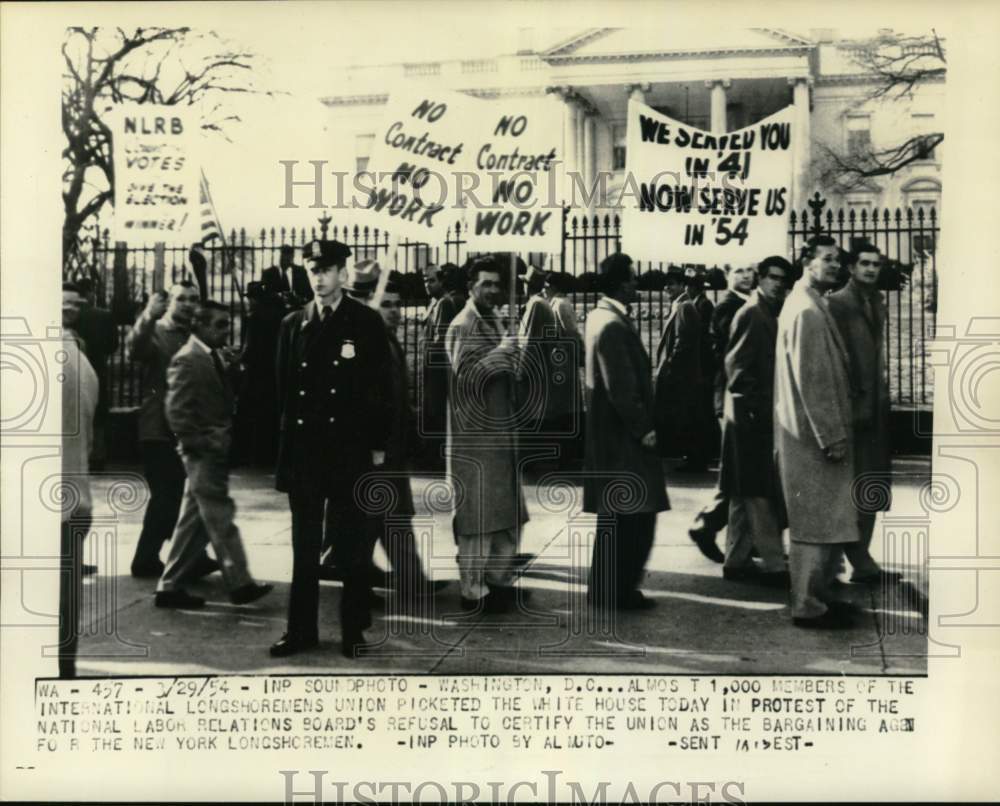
[76,194,937,415]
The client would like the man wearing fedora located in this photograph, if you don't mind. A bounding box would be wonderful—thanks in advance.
[270,240,391,658]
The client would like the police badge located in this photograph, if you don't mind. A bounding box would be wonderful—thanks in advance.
[341,340,356,359]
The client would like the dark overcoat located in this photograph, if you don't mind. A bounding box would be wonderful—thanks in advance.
[718,291,782,499]
[274,297,391,499]
[827,279,892,510]
[653,291,702,453]
[710,290,748,416]
[583,299,669,515]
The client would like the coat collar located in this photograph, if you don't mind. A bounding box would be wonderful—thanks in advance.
[800,283,850,368]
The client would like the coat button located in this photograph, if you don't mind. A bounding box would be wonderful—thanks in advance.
[330,388,336,395]
[333,359,339,366]
[296,418,304,425]
[300,361,307,368]
[299,390,305,396]
[329,417,335,423]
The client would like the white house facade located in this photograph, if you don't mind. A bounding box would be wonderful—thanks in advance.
[319,27,943,221]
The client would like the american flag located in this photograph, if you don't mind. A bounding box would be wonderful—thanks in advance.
[199,170,224,245]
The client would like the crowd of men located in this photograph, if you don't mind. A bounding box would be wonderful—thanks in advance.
[57,232,900,674]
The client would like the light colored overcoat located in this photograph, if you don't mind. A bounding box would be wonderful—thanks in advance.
[774,282,859,544]
[445,299,528,537]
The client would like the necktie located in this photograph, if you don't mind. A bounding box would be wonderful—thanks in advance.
[283,268,291,292]
[321,305,332,323]
[210,350,227,382]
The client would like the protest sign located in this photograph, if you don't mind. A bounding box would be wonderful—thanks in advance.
[464,97,562,254]
[621,100,793,265]
[357,86,480,244]
[110,104,199,245]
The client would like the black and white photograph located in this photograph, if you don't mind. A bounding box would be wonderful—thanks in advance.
[1,1,998,802]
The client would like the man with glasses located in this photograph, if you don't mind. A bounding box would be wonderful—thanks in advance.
[827,243,902,586]
[719,257,791,588]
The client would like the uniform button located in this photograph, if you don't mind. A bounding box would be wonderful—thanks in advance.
[301,361,307,368]
[329,417,335,423]
[333,360,339,366]
[299,390,305,396]
[330,388,336,395]
[296,418,304,425]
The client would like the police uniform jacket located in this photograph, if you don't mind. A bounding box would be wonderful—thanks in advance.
[274,296,391,498]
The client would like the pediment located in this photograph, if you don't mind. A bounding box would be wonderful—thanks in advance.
[542,27,812,60]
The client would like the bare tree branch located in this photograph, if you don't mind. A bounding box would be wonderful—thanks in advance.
[62,26,267,269]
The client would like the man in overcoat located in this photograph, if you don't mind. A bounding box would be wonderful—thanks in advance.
[421,263,462,470]
[719,257,791,587]
[654,267,703,468]
[687,263,755,561]
[446,255,528,614]
[775,236,859,629]
[270,239,391,658]
[827,244,901,586]
[584,253,669,612]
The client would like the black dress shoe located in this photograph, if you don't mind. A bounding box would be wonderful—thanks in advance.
[617,591,657,611]
[758,570,792,590]
[318,564,345,581]
[485,587,533,614]
[190,555,221,580]
[341,630,365,659]
[689,528,725,563]
[269,633,319,658]
[154,590,206,609]
[460,596,482,612]
[851,569,903,586]
[793,608,853,629]
[131,560,165,579]
[722,565,760,582]
[230,582,274,605]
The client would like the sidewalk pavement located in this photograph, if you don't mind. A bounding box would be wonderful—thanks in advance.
[74,459,930,677]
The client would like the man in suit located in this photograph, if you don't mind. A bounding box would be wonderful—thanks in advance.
[584,253,669,612]
[261,245,312,307]
[688,268,718,466]
[775,236,860,629]
[654,266,703,469]
[155,302,273,609]
[719,257,791,588]
[687,263,755,561]
[827,243,902,586]
[270,240,391,659]
[73,277,118,471]
[517,266,561,438]
[126,282,217,580]
[421,263,462,470]
[446,255,529,614]
[59,284,99,677]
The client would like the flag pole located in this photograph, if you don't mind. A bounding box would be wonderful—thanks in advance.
[200,169,247,323]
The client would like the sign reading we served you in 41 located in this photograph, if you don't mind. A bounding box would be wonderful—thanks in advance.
[110,104,199,246]
[622,100,794,266]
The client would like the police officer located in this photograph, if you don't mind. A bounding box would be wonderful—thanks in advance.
[270,240,391,659]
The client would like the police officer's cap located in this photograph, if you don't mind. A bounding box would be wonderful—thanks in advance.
[303,239,351,269]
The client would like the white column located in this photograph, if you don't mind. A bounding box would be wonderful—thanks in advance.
[788,76,812,211]
[574,98,586,187]
[625,82,650,106]
[582,112,597,208]
[547,86,577,205]
[705,79,731,134]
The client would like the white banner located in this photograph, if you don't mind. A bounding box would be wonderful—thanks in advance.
[357,86,480,244]
[463,97,562,254]
[110,104,199,245]
[621,100,794,266]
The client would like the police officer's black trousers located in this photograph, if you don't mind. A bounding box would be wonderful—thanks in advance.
[287,487,372,640]
[587,512,656,610]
